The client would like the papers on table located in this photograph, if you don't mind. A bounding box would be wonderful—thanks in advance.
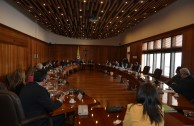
[77,92,83,100]
[78,105,88,115]
[163,89,174,93]
[163,104,177,113]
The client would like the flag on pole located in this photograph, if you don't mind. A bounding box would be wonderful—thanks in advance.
[77,46,80,64]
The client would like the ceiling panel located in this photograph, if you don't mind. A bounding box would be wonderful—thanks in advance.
[9,0,177,40]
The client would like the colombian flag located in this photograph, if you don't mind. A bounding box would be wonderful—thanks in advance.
[77,46,80,64]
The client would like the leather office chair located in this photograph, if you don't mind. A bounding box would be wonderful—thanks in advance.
[142,66,150,75]
[152,68,162,80]
[127,74,141,91]
[0,90,53,126]
[5,74,14,89]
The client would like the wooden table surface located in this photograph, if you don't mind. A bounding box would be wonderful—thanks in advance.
[51,93,100,116]
[47,68,194,125]
[74,107,194,126]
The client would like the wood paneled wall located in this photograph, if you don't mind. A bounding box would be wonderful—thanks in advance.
[1,23,194,81]
[0,24,121,81]
[50,45,121,64]
[182,27,194,73]
[0,24,49,81]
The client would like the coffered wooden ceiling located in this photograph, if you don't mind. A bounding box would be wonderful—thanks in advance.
[10,0,177,40]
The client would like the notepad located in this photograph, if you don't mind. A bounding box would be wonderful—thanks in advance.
[78,105,88,115]
[163,104,177,113]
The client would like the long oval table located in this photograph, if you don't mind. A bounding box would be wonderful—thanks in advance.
[74,107,194,126]
[49,65,194,125]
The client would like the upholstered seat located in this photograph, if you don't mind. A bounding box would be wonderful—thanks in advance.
[127,74,141,91]
[142,66,150,75]
[0,90,52,126]
[152,68,162,80]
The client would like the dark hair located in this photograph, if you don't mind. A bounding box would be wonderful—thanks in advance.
[136,83,163,125]
[176,66,182,75]
[0,82,7,90]
[34,70,47,82]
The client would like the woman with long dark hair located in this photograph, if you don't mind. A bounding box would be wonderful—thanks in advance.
[123,83,164,126]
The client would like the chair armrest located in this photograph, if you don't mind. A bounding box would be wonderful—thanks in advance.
[21,114,53,126]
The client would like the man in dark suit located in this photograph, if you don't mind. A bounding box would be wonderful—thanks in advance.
[166,66,182,86]
[19,70,66,126]
[171,68,194,101]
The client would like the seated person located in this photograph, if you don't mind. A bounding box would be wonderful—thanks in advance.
[132,62,140,72]
[10,69,26,96]
[19,71,67,126]
[171,68,194,101]
[123,83,164,126]
[35,63,47,74]
[166,66,182,86]
[0,82,7,90]
[26,67,35,83]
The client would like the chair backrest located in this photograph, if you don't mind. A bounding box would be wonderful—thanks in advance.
[142,66,150,75]
[5,74,14,89]
[127,74,141,91]
[153,68,162,80]
[0,90,25,126]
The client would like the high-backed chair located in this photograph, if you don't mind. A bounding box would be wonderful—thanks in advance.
[152,68,162,80]
[0,90,52,126]
[127,74,141,91]
[142,66,150,75]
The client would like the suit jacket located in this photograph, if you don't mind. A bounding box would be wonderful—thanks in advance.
[19,82,62,118]
[166,74,182,86]
[171,75,194,101]
[12,83,24,96]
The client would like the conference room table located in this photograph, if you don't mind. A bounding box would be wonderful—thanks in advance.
[160,84,194,112]
[51,93,99,116]
[99,65,194,111]
[48,65,194,125]
[73,83,194,126]
[80,65,194,125]
[45,79,100,116]
[74,107,194,126]
[80,63,95,71]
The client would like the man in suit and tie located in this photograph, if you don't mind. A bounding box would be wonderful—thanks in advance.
[19,70,67,126]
